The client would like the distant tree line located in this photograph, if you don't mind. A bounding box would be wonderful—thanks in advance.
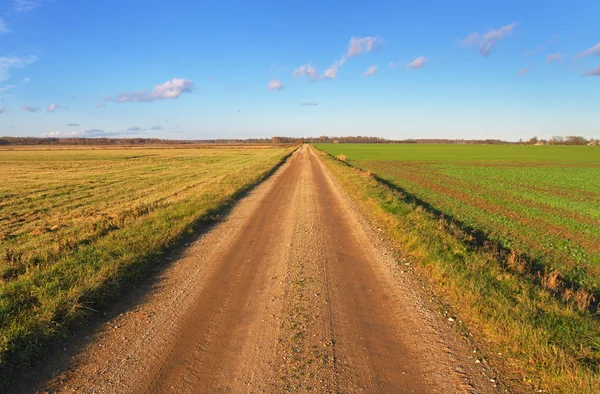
[1,135,597,146]
[0,137,285,146]
[519,136,597,146]
[299,136,506,144]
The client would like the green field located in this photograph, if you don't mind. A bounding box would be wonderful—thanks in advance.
[317,144,600,301]
[0,145,293,382]
[315,143,600,392]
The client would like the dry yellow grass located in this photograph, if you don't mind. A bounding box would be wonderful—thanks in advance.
[0,145,294,386]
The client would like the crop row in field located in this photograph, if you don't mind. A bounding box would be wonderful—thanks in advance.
[314,144,600,392]
[0,145,293,384]
[316,144,600,304]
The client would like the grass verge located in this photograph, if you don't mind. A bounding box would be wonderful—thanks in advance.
[0,146,296,390]
[313,146,600,393]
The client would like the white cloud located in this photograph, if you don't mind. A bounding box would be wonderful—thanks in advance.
[292,62,319,80]
[42,130,81,137]
[96,103,105,108]
[300,101,318,106]
[517,67,530,77]
[584,65,600,76]
[0,18,10,34]
[293,36,382,82]
[46,103,59,112]
[327,36,382,78]
[22,105,41,112]
[322,64,339,80]
[42,127,144,138]
[362,65,378,76]
[0,105,5,114]
[546,53,565,63]
[460,23,517,57]
[14,0,43,12]
[0,55,37,82]
[104,78,195,103]
[577,42,600,58]
[21,77,30,83]
[407,56,427,69]
[346,36,382,58]
[268,79,284,91]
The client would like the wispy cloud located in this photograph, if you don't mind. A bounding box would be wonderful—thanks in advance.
[546,52,565,63]
[42,130,81,137]
[104,78,195,103]
[294,36,383,81]
[460,23,517,57]
[0,105,5,114]
[584,65,600,76]
[292,62,319,80]
[300,101,318,106]
[322,64,339,80]
[389,61,406,69]
[22,105,41,112]
[21,77,30,83]
[407,56,427,69]
[0,55,37,82]
[42,127,143,138]
[66,123,80,127]
[517,67,530,77]
[46,103,59,112]
[150,125,164,131]
[346,37,382,58]
[14,0,44,12]
[577,42,600,58]
[268,79,284,91]
[0,84,17,92]
[328,36,382,78]
[362,65,378,76]
[96,103,105,108]
[0,18,10,34]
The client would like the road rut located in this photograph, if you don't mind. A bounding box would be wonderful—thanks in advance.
[30,146,496,393]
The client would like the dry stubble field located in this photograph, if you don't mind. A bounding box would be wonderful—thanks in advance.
[0,144,293,385]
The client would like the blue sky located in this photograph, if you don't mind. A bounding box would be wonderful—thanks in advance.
[0,0,599,141]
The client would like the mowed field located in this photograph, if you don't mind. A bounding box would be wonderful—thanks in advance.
[315,143,600,392]
[0,145,293,381]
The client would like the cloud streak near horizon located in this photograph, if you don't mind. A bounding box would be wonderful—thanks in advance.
[22,105,40,112]
[104,78,194,103]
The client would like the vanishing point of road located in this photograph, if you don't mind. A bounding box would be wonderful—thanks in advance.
[30,146,499,393]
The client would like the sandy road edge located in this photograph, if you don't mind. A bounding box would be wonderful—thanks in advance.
[309,145,505,393]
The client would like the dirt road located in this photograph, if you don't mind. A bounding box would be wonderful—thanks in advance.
[29,146,498,393]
